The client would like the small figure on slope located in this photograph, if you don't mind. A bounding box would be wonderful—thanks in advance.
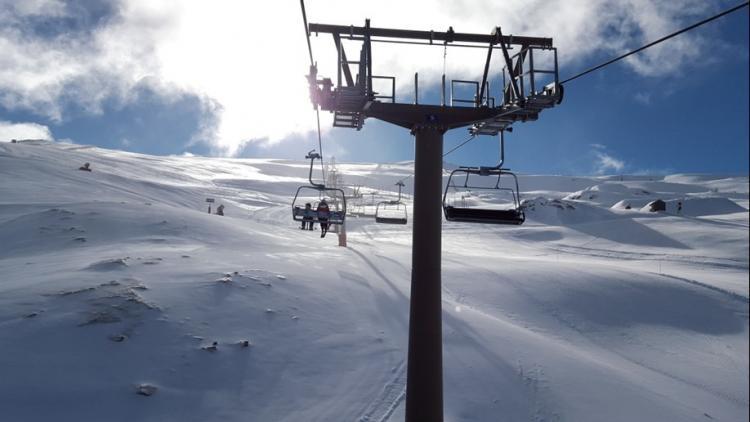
[216,204,225,216]
[78,162,92,172]
[317,199,330,238]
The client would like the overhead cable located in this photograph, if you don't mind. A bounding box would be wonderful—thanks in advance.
[300,0,326,180]
[299,0,314,66]
[561,1,750,84]
[443,134,477,157]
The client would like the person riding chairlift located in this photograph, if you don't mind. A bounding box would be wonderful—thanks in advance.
[301,203,314,230]
[317,199,330,238]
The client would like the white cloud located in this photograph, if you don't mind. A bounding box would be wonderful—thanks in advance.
[0,120,53,142]
[0,0,175,121]
[0,0,719,155]
[594,150,626,174]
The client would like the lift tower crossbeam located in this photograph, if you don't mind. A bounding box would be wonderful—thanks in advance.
[309,23,553,47]
[305,18,562,422]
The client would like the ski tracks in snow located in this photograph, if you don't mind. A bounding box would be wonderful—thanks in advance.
[544,243,748,271]
[357,360,407,422]
[348,245,410,422]
[650,272,749,304]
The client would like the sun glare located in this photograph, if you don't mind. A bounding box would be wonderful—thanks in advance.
[152,1,314,155]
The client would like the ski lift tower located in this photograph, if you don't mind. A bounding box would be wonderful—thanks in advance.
[305,18,562,422]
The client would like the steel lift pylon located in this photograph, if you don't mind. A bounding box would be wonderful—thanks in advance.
[305,19,562,422]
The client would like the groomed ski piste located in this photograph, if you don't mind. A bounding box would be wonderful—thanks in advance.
[0,140,747,422]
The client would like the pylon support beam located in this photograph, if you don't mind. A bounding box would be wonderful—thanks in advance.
[364,102,497,130]
[308,23,553,48]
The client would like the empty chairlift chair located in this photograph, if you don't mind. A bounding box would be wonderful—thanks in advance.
[292,150,347,226]
[442,166,525,225]
[442,130,524,225]
[375,181,408,225]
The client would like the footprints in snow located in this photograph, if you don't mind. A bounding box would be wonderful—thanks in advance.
[212,269,288,288]
[210,269,301,321]
[200,339,253,352]
[135,337,253,398]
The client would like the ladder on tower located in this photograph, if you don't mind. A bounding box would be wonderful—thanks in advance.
[333,111,362,129]
[333,86,366,129]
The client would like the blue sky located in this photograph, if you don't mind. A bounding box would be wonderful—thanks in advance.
[0,1,747,175]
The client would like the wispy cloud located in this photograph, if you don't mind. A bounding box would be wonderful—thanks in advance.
[593,148,626,174]
[633,92,652,105]
[0,0,720,155]
[590,143,626,174]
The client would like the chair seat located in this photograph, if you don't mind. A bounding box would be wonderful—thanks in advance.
[444,206,524,225]
[293,207,345,224]
[375,216,408,225]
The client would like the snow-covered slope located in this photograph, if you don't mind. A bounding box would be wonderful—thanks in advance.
[1,141,747,422]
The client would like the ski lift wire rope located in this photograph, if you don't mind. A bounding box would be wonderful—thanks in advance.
[561,1,749,84]
[300,0,326,181]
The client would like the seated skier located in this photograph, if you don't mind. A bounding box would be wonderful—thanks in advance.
[301,203,314,230]
[316,199,330,238]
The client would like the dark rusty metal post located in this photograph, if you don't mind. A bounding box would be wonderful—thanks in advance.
[406,125,444,422]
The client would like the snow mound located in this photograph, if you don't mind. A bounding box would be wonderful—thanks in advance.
[522,196,622,226]
[85,257,129,271]
[564,183,653,206]
[611,199,633,210]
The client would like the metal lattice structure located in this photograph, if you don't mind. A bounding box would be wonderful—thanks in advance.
[306,21,563,135]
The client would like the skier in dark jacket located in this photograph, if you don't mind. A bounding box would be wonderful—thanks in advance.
[317,199,330,238]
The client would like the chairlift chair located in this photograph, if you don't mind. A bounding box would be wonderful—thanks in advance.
[375,202,408,224]
[443,166,524,225]
[292,150,347,225]
[375,181,408,225]
[442,130,525,225]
